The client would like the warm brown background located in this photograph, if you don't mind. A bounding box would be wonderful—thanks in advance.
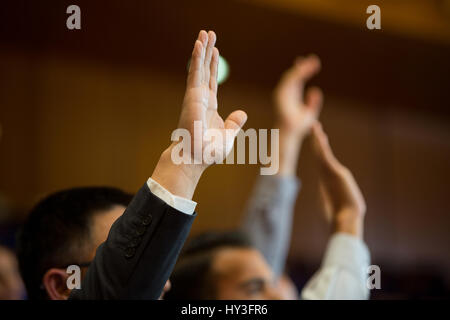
[1,0,449,298]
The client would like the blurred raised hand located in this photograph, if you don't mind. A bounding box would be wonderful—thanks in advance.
[311,122,366,239]
[274,55,323,139]
[272,55,323,176]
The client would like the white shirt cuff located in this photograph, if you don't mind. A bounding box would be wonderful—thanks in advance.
[301,233,371,300]
[146,178,197,215]
[322,233,371,275]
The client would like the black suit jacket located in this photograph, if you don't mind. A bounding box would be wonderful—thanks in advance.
[69,183,196,299]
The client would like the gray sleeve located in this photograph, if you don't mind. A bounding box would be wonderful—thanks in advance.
[241,175,300,277]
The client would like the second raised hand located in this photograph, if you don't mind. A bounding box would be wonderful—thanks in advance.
[178,30,248,167]
[274,54,323,139]
[272,54,323,176]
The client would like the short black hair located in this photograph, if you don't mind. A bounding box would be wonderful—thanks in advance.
[165,230,253,300]
[16,186,132,300]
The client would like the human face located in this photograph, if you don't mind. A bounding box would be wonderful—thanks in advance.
[210,247,283,300]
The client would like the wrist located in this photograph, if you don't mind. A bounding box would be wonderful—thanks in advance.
[151,144,205,200]
[276,123,306,141]
[277,126,303,176]
[333,208,364,239]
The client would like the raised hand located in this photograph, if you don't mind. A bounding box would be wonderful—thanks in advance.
[274,55,323,139]
[178,30,247,167]
[272,55,323,176]
[151,30,247,200]
[311,122,366,238]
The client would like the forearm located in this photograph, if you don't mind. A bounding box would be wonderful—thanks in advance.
[241,175,300,277]
[276,125,303,177]
[242,127,302,276]
[334,208,364,239]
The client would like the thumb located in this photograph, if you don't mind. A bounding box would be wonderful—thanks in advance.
[224,110,248,136]
[223,110,248,155]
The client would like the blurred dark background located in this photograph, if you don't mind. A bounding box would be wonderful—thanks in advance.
[0,0,449,299]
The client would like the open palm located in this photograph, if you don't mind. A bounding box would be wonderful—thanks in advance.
[178,30,247,166]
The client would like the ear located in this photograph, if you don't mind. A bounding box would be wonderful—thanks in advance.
[42,268,71,300]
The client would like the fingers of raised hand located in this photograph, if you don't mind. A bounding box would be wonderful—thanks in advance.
[210,47,219,93]
[187,31,209,85]
[187,30,208,88]
[203,31,216,86]
[312,122,337,167]
[276,54,322,108]
[187,40,203,88]
[295,54,321,82]
[282,54,321,86]
[187,30,219,92]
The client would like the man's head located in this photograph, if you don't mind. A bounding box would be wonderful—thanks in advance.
[165,231,283,300]
[17,187,132,300]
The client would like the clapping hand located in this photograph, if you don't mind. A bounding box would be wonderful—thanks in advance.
[311,122,366,238]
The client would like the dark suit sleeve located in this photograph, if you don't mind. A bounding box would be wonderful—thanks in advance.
[69,182,196,300]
